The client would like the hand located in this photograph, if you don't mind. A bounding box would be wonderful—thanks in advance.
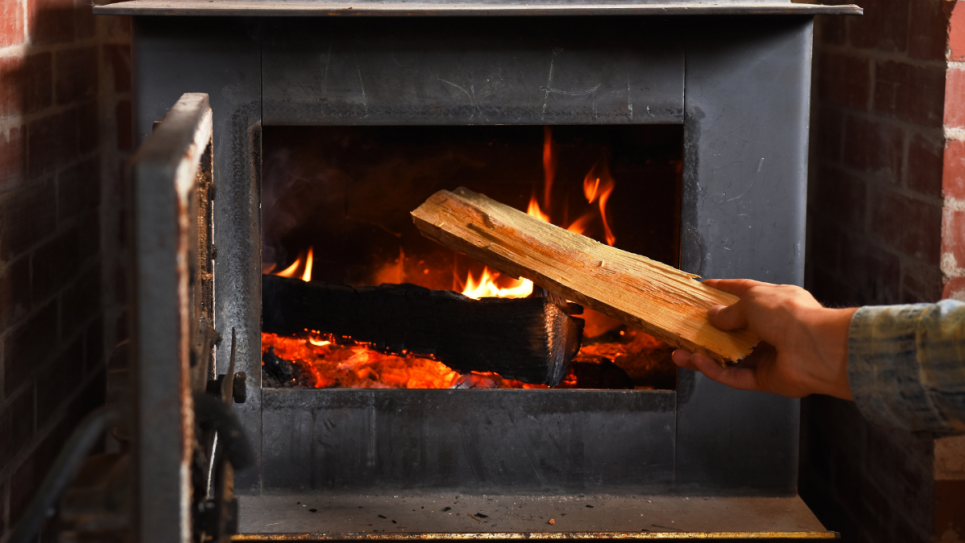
[671,279,857,400]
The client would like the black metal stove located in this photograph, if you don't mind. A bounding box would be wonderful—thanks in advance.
[96,1,861,539]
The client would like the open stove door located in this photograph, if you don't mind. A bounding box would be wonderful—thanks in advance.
[129,93,248,543]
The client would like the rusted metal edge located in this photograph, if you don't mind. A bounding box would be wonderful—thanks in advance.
[93,1,862,16]
[233,532,839,540]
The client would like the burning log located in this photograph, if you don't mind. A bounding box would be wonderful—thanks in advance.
[262,274,584,386]
[410,187,760,365]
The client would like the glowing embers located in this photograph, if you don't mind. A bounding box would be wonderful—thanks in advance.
[262,326,676,390]
[261,332,550,390]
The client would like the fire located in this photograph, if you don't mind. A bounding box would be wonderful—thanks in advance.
[583,164,617,246]
[262,333,555,389]
[526,196,551,223]
[274,247,314,282]
[461,267,533,299]
[462,128,619,301]
[542,126,556,210]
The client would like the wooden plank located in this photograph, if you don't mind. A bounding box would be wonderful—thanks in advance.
[411,187,759,364]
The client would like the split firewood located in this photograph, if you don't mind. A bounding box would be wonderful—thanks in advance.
[262,274,584,386]
[410,187,760,365]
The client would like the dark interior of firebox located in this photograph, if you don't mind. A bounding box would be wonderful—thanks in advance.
[260,125,683,391]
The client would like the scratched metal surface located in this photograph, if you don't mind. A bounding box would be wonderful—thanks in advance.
[260,389,676,493]
[235,493,831,535]
[94,1,862,17]
[261,18,683,126]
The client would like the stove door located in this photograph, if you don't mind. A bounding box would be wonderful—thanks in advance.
[128,93,226,543]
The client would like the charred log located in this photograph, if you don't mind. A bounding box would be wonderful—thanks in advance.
[262,274,584,386]
[262,347,315,388]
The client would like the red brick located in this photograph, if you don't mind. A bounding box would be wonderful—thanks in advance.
[945,67,965,128]
[104,44,132,93]
[944,140,965,200]
[85,316,103,373]
[73,0,95,39]
[817,15,847,46]
[873,61,946,126]
[116,99,132,151]
[0,255,31,332]
[843,116,904,182]
[0,125,26,193]
[813,106,844,162]
[27,108,78,177]
[840,233,902,304]
[62,264,101,340]
[0,179,56,260]
[36,336,85,427]
[0,53,53,118]
[906,133,943,198]
[27,0,76,45]
[943,208,965,271]
[54,46,97,105]
[102,14,131,39]
[0,0,25,47]
[3,302,58,396]
[950,1,965,62]
[808,220,844,278]
[58,157,100,221]
[848,0,910,53]
[31,229,83,304]
[0,388,35,470]
[78,99,98,154]
[817,52,870,110]
[901,261,944,303]
[811,166,866,228]
[870,189,942,264]
[942,276,965,300]
[22,52,54,114]
[908,0,951,60]
[935,481,965,541]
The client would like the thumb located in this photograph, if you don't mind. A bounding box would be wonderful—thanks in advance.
[708,302,748,331]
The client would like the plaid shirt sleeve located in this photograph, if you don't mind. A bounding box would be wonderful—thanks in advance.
[848,300,965,435]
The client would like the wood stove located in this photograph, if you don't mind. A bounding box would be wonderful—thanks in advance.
[98,0,861,539]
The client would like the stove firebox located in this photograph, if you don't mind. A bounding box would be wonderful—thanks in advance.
[120,7,841,502]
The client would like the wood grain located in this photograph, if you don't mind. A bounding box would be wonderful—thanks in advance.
[411,187,759,364]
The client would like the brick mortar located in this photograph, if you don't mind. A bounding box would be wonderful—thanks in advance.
[0,147,101,210]
[0,252,102,368]
[815,43,951,71]
[816,102,947,137]
[0,37,130,60]
[0,350,106,484]
[946,126,965,140]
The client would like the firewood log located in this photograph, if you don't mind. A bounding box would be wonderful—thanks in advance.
[262,274,584,386]
[410,187,759,364]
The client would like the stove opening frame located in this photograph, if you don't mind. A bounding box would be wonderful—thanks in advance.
[130,14,811,497]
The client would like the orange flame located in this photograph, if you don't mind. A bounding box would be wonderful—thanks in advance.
[274,247,314,282]
[462,267,533,299]
[583,164,616,246]
[542,126,556,210]
[527,195,551,223]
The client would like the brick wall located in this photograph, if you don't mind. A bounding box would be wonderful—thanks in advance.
[803,0,963,541]
[0,0,131,538]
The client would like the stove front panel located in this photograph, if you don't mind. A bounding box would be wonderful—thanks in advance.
[132,15,812,496]
[262,18,684,126]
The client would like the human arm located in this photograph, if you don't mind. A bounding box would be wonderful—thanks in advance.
[671,279,965,434]
[670,279,856,400]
